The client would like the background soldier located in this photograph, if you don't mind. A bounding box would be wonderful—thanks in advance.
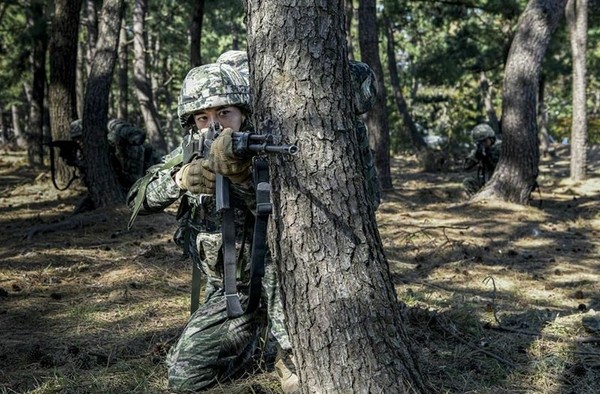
[462,123,501,198]
[69,118,157,212]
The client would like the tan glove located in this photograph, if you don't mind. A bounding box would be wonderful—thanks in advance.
[207,128,252,185]
[175,159,216,194]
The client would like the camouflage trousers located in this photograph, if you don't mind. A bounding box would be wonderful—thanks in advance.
[462,176,484,198]
[167,230,291,392]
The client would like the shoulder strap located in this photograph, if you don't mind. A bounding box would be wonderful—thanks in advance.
[127,152,183,230]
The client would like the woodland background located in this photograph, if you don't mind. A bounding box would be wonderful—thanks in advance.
[1,0,600,393]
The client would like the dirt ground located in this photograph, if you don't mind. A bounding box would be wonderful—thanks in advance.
[0,145,599,393]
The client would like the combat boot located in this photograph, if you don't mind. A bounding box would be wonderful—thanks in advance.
[275,348,299,393]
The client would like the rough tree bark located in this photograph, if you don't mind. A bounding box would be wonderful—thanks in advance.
[245,1,427,392]
[48,0,83,186]
[566,0,588,181]
[358,0,393,190]
[475,0,567,204]
[133,0,166,152]
[82,0,125,208]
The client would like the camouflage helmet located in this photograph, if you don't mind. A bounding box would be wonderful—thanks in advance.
[107,118,146,146]
[350,60,377,115]
[70,119,83,139]
[471,123,496,142]
[217,50,249,83]
[177,63,250,129]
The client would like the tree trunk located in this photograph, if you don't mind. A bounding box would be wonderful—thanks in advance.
[245,1,427,392]
[84,0,98,75]
[48,0,83,186]
[566,0,588,181]
[133,0,166,152]
[82,0,126,208]
[384,14,427,152]
[117,19,129,120]
[189,0,204,67]
[358,0,393,190]
[11,104,27,149]
[537,74,553,157]
[479,71,501,134]
[345,0,355,59]
[475,0,567,204]
[27,3,48,167]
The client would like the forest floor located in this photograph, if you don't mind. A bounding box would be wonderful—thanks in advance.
[0,145,599,394]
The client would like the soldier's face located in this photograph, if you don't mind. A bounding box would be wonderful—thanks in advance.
[193,106,244,131]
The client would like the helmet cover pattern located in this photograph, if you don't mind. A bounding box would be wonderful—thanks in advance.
[177,63,250,129]
[217,50,249,83]
[471,123,496,142]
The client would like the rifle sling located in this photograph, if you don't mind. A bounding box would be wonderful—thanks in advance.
[48,142,78,191]
[244,158,271,315]
[218,175,244,318]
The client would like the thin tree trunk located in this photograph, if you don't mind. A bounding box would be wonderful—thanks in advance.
[566,0,588,181]
[85,0,98,75]
[117,19,129,119]
[345,0,355,59]
[358,0,392,190]
[11,104,27,148]
[82,0,126,208]
[384,14,426,152]
[480,71,501,134]
[27,3,48,167]
[538,74,553,157]
[48,0,83,186]
[133,0,166,152]
[245,1,427,392]
[189,0,204,67]
[475,0,567,204]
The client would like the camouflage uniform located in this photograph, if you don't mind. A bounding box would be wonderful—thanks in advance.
[463,123,501,197]
[127,63,291,392]
[350,60,380,210]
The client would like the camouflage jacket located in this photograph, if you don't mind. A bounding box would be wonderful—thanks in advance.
[464,140,502,180]
[126,141,256,291]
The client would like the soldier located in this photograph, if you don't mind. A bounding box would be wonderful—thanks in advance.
[349,59,380,210]
[126,62,297,393]
[462,123,501,198]
[69,118,156,212]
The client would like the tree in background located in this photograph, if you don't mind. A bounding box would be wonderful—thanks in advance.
[476,0,568,204]
[133,0,166,153]
[189,0,205,67]
[82,0,125,208]
[48,0,83,186]
[26,0,48,167]
[245,1,427,392]
[566,0,588,181]
[358,0,393,190]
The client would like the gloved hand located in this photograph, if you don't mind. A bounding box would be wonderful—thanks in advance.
[207,128,252,185]
[175,159,216,194]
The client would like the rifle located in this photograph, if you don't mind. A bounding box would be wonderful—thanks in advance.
[44,139,80,191]
[183,123,298,318]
